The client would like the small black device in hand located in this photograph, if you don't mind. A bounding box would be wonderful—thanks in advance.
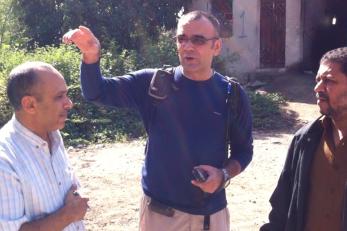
[192,168,209,182]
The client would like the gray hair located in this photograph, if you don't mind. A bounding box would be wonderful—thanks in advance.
[7,61,55,110]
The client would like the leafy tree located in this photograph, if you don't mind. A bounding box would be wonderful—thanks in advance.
[0,30,178,145]
[0,43,288,145]
[0,0,12,44]
[61,0,190,50]
[13,0,64,48]
[0,0,27,46]
[12,0,190,50]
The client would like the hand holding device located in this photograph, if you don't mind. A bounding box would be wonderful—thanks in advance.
[192,168,209,182]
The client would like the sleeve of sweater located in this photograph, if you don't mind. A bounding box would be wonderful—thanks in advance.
[229,85,253,170]
[80,61,152,109]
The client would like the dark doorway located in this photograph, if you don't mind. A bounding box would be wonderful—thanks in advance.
[260,0,286,68]
[305,0,347,72]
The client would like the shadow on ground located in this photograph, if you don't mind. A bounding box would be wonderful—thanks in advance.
[253,71,318,135]
[261,71,316,104]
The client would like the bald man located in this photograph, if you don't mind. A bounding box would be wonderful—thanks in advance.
[0,62,89,231]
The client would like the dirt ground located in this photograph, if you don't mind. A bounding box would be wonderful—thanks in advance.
[68,71,320,231]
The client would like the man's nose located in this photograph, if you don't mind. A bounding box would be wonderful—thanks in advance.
[65,97,73,109]
[314,80,324,93]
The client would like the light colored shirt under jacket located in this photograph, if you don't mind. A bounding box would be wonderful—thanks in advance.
[0,116,84,231]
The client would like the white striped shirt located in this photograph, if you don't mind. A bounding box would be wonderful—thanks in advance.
[0,116,85,231]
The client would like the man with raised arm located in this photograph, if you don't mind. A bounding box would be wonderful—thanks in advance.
[63,10,253,231]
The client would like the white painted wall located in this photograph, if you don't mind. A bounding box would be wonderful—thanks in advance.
[190,0,210,12]
[222,0,260,74]
[190,0,303,75]
[285,0,303,68]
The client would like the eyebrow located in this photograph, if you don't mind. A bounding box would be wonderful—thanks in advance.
[316,72,335,81]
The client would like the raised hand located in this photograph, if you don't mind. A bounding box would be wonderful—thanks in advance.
[62,26,100,63]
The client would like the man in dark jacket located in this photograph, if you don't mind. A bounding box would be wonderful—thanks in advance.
[261,47,347,231]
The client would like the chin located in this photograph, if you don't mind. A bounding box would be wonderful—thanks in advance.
[59,123,66,130]
[181,61,199,68]
[55,121,66,130]
[317,102,328,113]
[319,107,334,117]
[319,107,327,115]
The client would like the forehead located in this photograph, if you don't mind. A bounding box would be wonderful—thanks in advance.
[36,68,67,93]
[177,17,216,36]
[317,61,342,76]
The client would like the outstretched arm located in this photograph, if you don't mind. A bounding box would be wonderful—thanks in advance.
[62,26,150,109]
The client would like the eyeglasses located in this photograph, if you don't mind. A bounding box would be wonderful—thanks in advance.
[174,34,219,46]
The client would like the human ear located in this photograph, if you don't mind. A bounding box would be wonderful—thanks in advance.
[212,39,222,56]
[21,96,37,114]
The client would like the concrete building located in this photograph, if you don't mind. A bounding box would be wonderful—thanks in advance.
[188,0,347,76]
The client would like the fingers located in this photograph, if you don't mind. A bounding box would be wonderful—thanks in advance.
[84,198,90,209]
[65,184,81,201]
[62,26,87,44]
[79,25,91,33]
[66,187,90,209]
[72,191,80,196]
[78,197,90,209]
[62,29,77,44]
[191,165,224,193]
[64,196,90,221]
[191,179,208,191]
[61,25,100,63]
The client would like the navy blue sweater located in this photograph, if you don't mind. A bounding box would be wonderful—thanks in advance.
[80,63,253,215]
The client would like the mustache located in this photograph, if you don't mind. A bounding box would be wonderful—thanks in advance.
[316,92,329,100]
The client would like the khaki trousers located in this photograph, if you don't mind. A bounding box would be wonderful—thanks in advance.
[139,195,230,231]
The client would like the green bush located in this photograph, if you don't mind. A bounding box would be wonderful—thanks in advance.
[0,33,287,147]
[0,30,180,146]
[0,44,146,146]
[248,91,286,130]
[139,27,179,68]
[0,46,27,125]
